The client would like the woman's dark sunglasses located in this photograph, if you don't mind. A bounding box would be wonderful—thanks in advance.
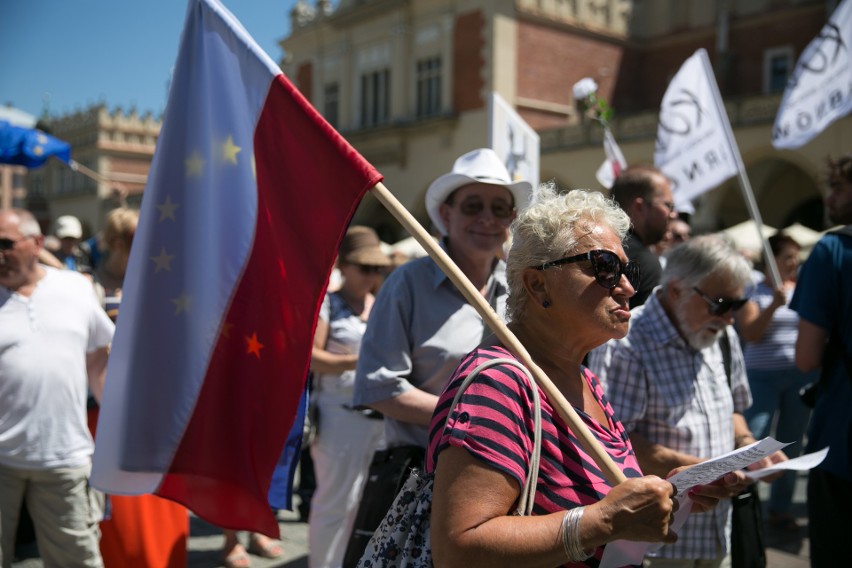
[356,265,385,275]
[535,249,640,291]
[692,287,748,316]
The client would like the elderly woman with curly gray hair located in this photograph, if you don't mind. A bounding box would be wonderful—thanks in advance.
[425,186,745,567]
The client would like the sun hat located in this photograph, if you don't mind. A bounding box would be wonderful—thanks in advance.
[425,148,533,236]
[54,215,82,239]
[339,226,392,266]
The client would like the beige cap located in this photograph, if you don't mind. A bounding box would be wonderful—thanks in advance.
[55,215,82,239]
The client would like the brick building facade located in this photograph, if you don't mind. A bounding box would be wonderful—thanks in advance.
[281,0,851,239]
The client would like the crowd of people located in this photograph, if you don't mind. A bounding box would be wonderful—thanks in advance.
[1,149,850,568]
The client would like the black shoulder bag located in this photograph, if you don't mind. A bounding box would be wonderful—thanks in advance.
[720,330,767,568]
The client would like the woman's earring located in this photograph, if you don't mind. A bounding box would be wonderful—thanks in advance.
[542,299,551,308]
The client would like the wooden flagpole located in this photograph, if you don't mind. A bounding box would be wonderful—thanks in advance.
[370,181,627,486]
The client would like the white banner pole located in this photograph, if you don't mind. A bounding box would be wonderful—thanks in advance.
[699,51,782,288]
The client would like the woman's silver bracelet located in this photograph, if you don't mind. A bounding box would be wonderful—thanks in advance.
[560,506,594,562]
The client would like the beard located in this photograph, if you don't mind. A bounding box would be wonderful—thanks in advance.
[643,219,669,246]
[673,296,723,351]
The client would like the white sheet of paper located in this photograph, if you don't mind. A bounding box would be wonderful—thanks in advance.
[599,437,791,568]
[666,437,790,497]
[744,447,829,481]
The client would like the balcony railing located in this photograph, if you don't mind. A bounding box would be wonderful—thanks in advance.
[539,92,783,153]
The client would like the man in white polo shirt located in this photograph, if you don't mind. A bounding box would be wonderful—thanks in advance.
[0,208,114,568]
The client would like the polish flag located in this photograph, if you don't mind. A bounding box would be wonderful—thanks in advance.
[91,0,382,537]
[595,127,627,189]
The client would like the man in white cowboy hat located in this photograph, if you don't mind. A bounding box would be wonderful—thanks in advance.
[344,148,531,563]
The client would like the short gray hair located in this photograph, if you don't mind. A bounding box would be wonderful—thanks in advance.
[506,184,630,321]
[2,208,42,237]
[661,233,752,291]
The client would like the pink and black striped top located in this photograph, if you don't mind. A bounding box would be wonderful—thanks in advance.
[426,345,643,566]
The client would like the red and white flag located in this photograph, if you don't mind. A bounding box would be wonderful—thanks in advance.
[91,0,381,536]
[595,127,627,189]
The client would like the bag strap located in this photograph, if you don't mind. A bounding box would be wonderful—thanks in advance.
[442,357,542,517]
[719,328,732,388]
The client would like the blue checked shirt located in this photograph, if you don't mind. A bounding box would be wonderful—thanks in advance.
[588,291,752,560]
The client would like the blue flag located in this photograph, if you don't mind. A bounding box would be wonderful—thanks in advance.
[0,120,71,168]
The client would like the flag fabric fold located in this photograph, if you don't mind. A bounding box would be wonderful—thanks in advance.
[654,48,740,211]
[91,0,381,537]
[595,127,627,189]
[0,120,70,168]
[772,0,852,149]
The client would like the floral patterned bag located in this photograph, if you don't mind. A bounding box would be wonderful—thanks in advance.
[356,358,542,567]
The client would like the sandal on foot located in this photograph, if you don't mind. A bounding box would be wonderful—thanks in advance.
[248,537,284,559]
[222,549,251,568]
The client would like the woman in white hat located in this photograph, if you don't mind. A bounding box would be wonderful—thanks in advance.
[344,148,531,562]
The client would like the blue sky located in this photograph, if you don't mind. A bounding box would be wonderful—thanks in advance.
[1,0,301,120]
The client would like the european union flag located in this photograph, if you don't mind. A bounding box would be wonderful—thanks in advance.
[0,120,71,168]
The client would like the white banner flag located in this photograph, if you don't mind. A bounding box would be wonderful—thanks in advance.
[772,0,852,149]
[654,49,739,210]
[489,92,540,189]
[596,127,628,189]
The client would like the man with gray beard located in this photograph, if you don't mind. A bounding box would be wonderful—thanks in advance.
[589,234,786,567]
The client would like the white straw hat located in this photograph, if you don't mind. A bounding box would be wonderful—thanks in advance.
[425,148,532,236]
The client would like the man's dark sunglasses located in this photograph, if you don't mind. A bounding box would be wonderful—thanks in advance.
[535,249,640,291]
[0,237,27,252]
[693,287,748,316]
[457,199,515,219]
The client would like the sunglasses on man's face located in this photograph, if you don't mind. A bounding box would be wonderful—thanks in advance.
[692,287,748,316]
[0,237,28,252]
[456,198,515,219]
[535,249,640,291]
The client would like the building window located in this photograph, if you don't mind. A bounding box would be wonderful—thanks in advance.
[324,82,339,128]
[416,57,442,118]
[764,47,793,93]
[360,68,390,127]
[30,175,44,197]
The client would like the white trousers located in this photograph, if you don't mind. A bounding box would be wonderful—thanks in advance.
[308,397,383,568]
